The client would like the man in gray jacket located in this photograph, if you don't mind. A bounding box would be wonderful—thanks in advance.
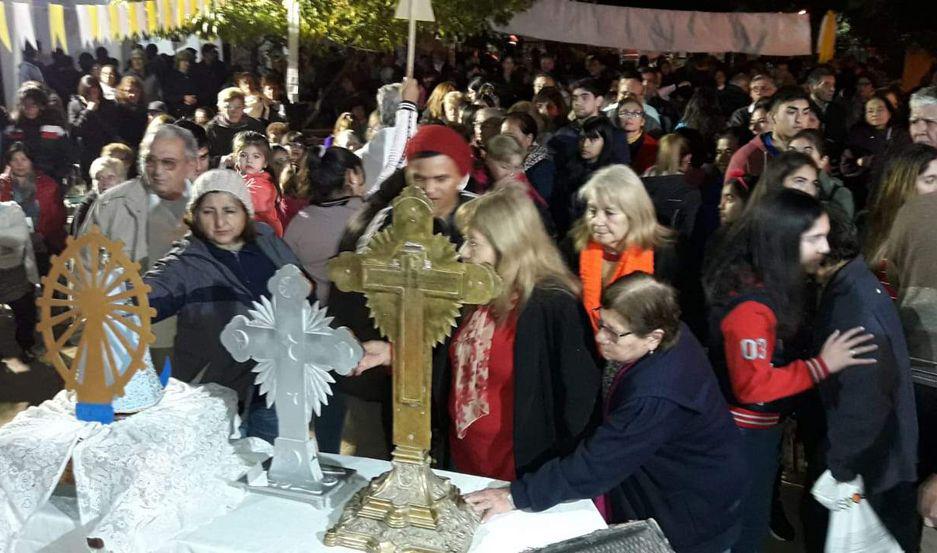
[80,124,197,366]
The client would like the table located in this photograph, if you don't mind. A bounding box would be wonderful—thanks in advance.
[13,453,606,552]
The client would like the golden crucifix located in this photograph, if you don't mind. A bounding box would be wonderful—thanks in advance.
[325,184,501,552]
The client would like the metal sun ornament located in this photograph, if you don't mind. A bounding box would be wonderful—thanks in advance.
[36,227,156,423]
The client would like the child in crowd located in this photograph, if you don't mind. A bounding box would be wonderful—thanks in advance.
[233,131,283,236]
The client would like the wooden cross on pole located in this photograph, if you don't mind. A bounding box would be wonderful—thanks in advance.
[325,183,500,552]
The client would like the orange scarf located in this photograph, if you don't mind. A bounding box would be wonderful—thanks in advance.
[580,241,655,330]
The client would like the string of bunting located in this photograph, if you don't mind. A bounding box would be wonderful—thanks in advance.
[0,0,223,53]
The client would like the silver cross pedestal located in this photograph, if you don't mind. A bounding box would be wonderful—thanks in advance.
[221,264,364,507]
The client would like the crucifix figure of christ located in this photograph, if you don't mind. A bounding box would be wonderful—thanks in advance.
[325,183,501,553]
[221,264,362,495]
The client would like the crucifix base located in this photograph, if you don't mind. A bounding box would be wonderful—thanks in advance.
[324,447,478,552]
[237,456,364,510]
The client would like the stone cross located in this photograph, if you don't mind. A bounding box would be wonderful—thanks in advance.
[221,264,362,490]
[325,184,501,552]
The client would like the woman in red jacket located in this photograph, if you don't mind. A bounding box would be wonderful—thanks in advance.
[0,142,67,258]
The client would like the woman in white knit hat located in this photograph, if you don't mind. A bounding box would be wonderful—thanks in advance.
[143,169,303,443]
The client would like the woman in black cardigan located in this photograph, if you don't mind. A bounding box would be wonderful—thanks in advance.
[354,187,601,479]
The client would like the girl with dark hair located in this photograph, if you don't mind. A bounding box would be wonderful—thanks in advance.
[703,189,877,552]
[555,115,618,230]
[748,150,820,205]
[718,173,753,226]
[282,147,365,453]
[677,88,726,156]
[68,75,119,179]
[4,85,72,185]
[284,147,364,304]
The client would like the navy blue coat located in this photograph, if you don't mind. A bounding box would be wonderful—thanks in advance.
[812,257,918,495]
[510,325,745,553]
[144,224,301,401]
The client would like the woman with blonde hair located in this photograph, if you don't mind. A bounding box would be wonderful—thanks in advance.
[442,90,466,124]
[567,164,674,330]
[645,133,691,177]
[449,187,600,480]
[355,187,600,480]
[422,81,457,122]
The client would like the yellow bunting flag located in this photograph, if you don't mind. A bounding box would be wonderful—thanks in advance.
[49,4,68,53]
[89,5,102,42]
[817,10,837,63]
[187,0,197,18]
[128,2,140,35]
[159,0,173,30]
[0,3,10,52]
[109,3,121,40]
[146,0,158,33]
[175,0,185,27]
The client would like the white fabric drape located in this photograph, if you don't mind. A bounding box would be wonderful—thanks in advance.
[495,0,812,56]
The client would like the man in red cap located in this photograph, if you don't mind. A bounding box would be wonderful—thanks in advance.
[331,124,478,464]
[404,124,475,222]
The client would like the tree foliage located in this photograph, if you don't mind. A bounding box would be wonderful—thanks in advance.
[178,0,533,50]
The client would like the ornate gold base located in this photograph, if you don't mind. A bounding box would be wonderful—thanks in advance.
[324,449,478,552]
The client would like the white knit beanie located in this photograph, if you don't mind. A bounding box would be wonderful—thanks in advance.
[188,169,254,217]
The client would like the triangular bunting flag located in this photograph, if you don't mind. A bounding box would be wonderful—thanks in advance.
[48,4,68,53]
[159,0,173,30]
[175,0,185,27]
[128,2,141,36]
[76,5,94,48]
[89,4,102,43]
[108,3,121,40]
[12,2,37,49]
[0,4,11,52]
[145,0,158,34]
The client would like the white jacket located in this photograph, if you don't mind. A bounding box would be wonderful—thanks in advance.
[0,201,39,283]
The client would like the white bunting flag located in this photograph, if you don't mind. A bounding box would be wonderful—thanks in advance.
[76,5,95,47]
[11,2,36,49]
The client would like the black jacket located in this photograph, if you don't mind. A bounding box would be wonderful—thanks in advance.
[511,325,745,553]
[205,114,266,162]
[812,257,918,495]
[499,286,601,475]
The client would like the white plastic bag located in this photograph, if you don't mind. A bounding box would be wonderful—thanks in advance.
[810,470,903,553]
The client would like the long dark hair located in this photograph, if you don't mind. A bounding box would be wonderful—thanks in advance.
[749,150,819,206]
[305,147,363,203]
[704,189,826,338]
[578,115,617,167]
[680,88,726,144]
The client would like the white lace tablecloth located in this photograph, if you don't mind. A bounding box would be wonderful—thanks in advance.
[0,380,251,553]
[12,453,606,552]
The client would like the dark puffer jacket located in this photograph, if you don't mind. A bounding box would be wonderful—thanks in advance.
[144,224,301,401]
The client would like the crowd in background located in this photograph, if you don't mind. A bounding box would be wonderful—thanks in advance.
[4,37,937,553]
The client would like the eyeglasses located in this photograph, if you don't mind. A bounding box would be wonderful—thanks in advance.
[592,308,633,342]
[619,110,645,119]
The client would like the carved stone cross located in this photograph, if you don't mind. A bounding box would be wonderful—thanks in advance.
[221,264,362,491]
[325,184,501,552]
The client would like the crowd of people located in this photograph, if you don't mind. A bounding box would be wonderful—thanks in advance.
[4,40,937,552]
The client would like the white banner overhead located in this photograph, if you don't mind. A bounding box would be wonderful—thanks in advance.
[495,0,813,56]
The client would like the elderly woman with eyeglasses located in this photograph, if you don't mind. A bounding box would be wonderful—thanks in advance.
[465,273,747,553]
